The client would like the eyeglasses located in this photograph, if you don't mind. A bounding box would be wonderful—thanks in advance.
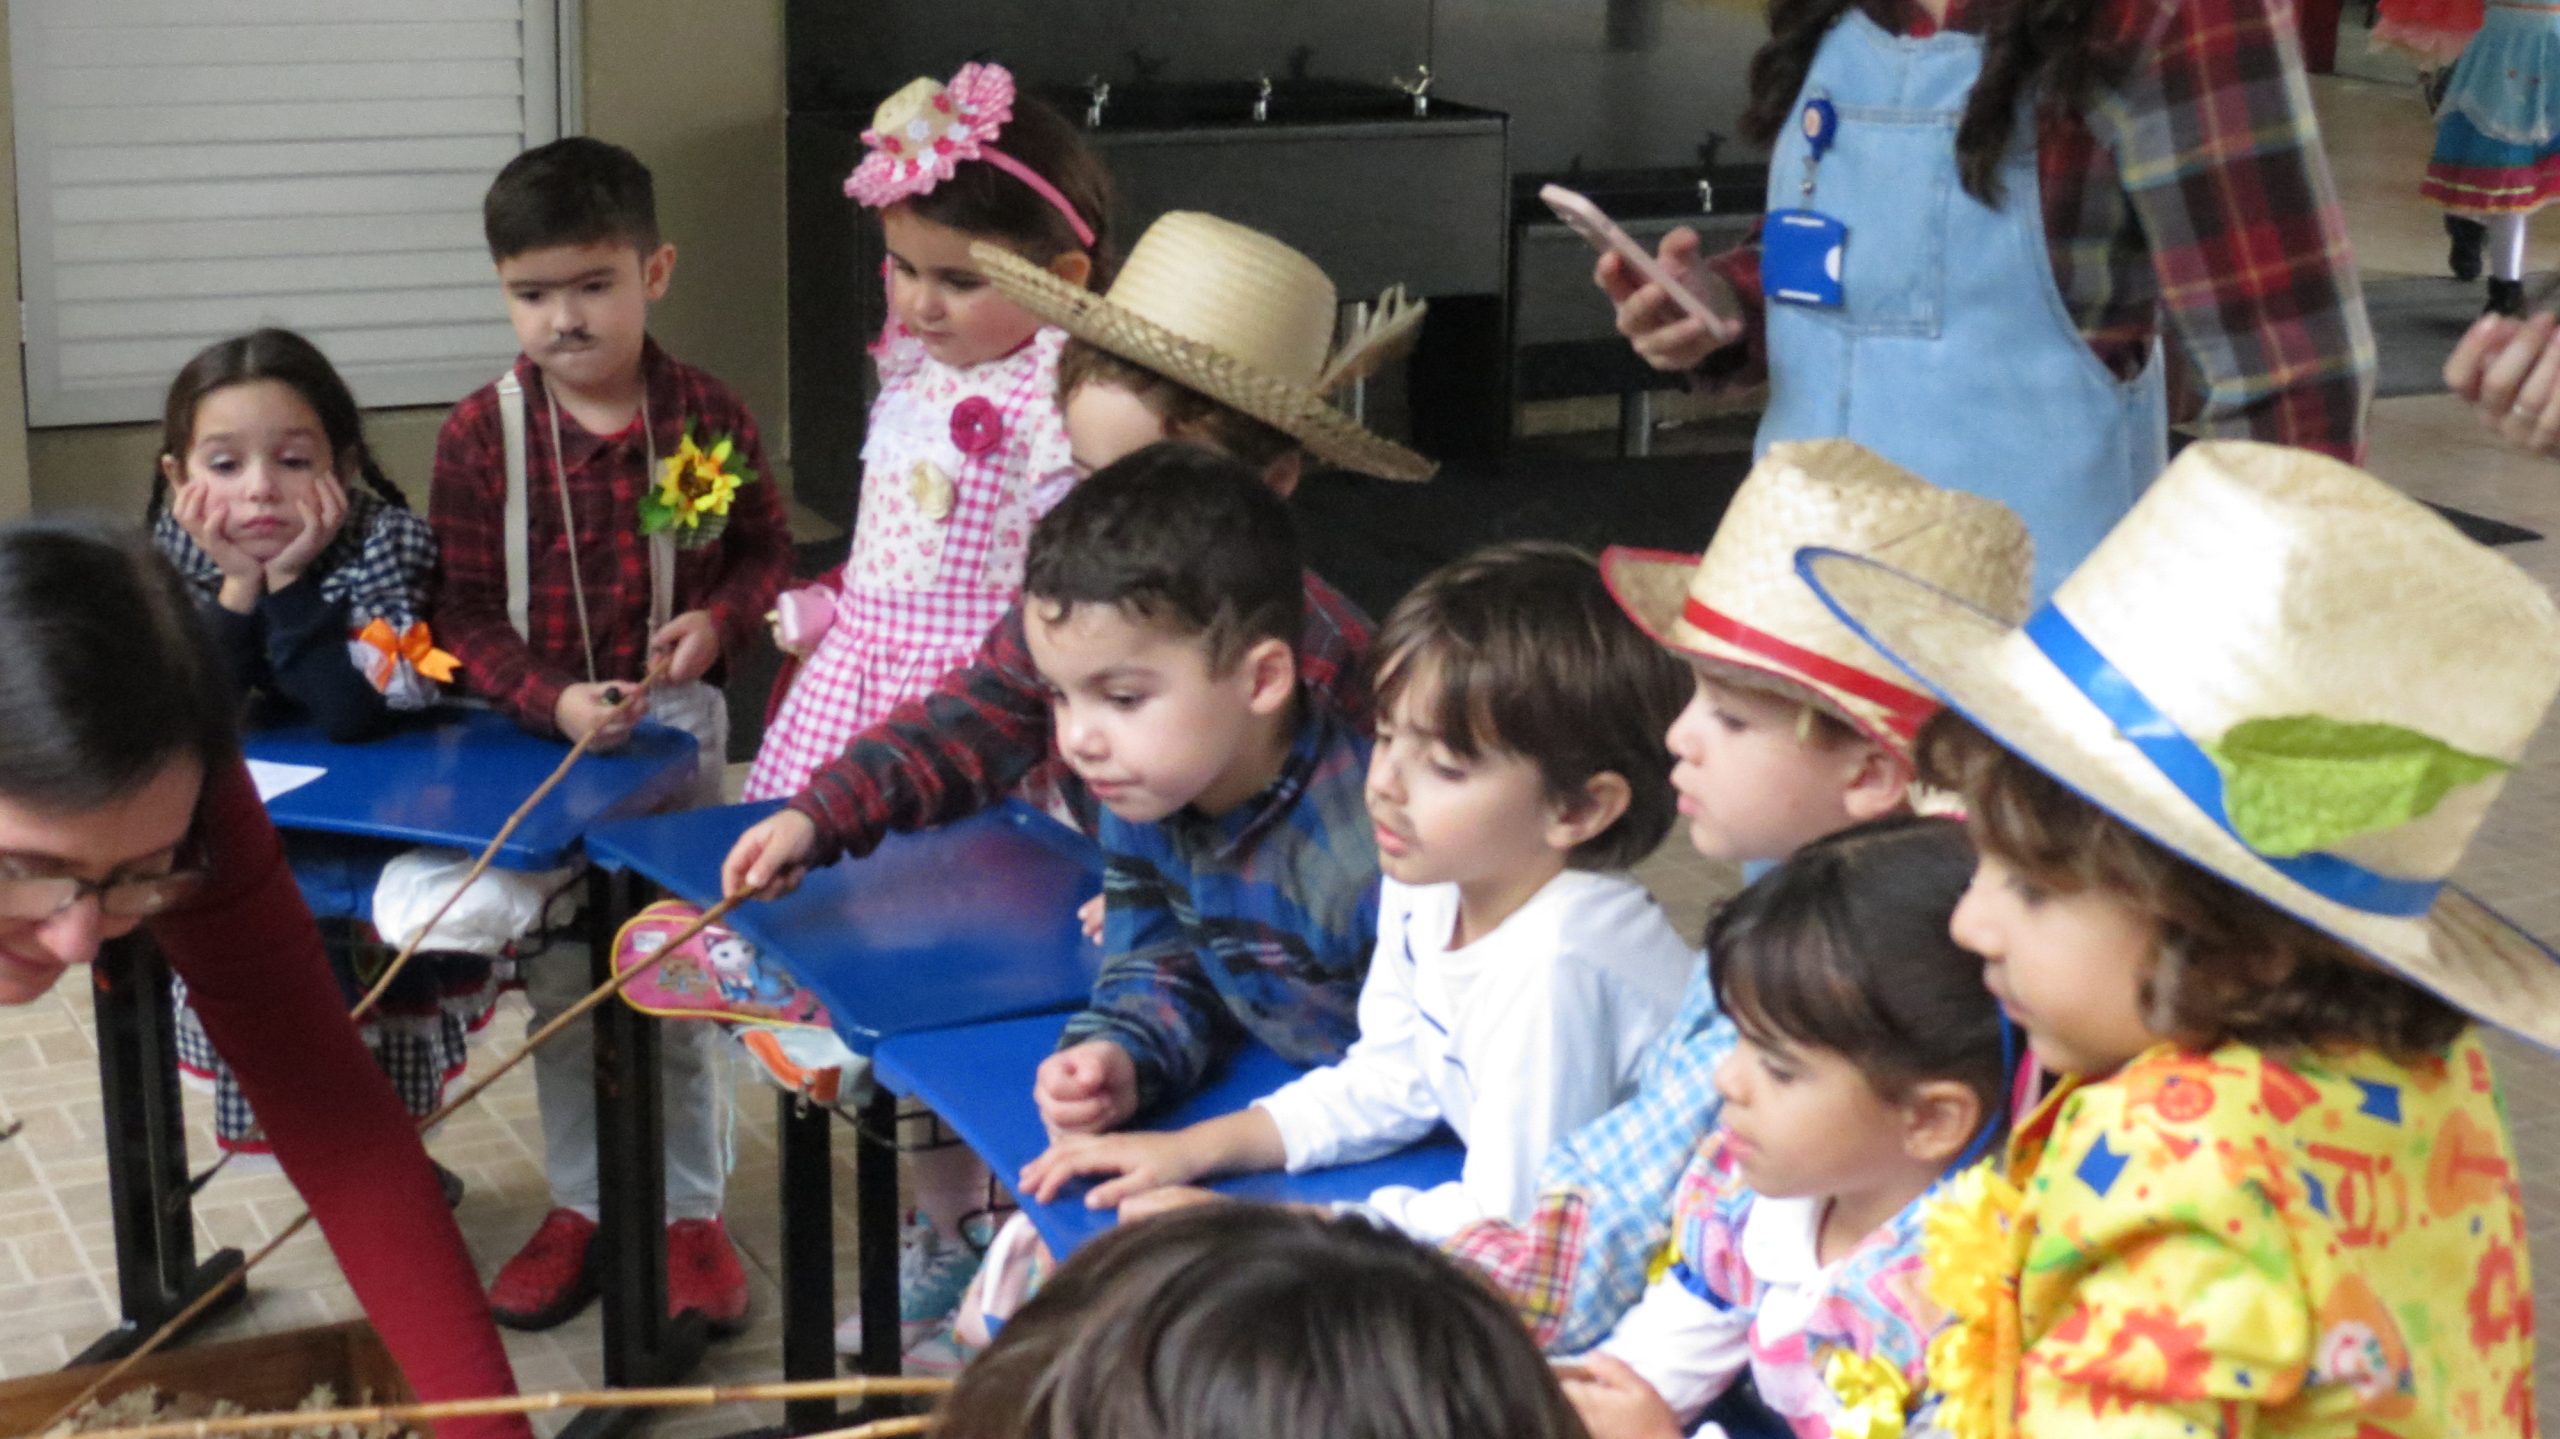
[0,868,206,922]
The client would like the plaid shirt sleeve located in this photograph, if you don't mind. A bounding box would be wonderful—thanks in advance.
[1057,848,1242,1115]
[786,568,1377,867]
[427,387,576,732]
[2086,0,2373,460]
[1443,981,1736,1353]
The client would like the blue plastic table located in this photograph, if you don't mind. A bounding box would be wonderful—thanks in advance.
[247,707,699,868]
[582,799,1103,1430]
[875,1012,1464,1257]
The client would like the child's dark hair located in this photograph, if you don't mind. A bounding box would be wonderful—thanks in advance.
[1740,0,2129,206]
[148,329,405,519]
[483,136,660,262]
[1376,541,1691,871]
[932,1205,1591,1439]
[1708,815,2010,1147]
[1056,340,1299,472]
[898,90,1116,286]
[1917,713,2469,1058]
[0,519,237,814]
[1022,442,1302,670]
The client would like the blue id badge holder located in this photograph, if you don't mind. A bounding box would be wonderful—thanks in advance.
[1765,95,1846,309]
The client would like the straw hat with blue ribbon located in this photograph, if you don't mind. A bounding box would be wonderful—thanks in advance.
[1797,439,2560,1048]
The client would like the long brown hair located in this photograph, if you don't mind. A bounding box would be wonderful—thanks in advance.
[1740,0,2134,205]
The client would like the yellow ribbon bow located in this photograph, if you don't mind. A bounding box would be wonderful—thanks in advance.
[355,617,460,689]
[1822,1349,1912,1439]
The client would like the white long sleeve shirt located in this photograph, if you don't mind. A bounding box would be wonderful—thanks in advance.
[1254,869,1697,1241]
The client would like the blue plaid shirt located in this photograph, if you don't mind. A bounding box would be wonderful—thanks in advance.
[1445,956,1736,1353]
[1060,701,1380,1116]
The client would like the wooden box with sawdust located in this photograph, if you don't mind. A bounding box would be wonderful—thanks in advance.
[0,1320,415,1438]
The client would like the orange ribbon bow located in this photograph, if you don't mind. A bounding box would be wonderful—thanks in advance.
[355,617,460,690]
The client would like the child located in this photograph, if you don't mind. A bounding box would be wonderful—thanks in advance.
[744,62,1109,801]
[1022,442,1379,1132]
[430,135,791,1333]
[931,1206,1593,1439]
[1800,438,2549,1435]
[1439,439,2032,1355]
[1560,816,2009,1439]
[147,329,481,1177]
[1019,541,1695,1242]
[2421,6,2560,316]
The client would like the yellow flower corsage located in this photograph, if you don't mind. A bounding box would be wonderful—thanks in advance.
[1822,1349,1912,1439]
[1921,1162,2025,1439]
[642,429,757,548]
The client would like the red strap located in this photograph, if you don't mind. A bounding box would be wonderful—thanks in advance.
[1684,597,1937,737]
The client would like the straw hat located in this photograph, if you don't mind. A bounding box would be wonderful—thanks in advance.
[971,213,1436,482]
[1601,439,2033,752]
[1798,439,2560,1048]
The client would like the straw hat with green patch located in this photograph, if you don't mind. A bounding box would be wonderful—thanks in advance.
[970,212,1435,482]
[1601,439,2033,754]
[1798,439,2560,1048]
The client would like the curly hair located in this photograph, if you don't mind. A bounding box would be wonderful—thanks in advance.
[1916,713,2468,1060]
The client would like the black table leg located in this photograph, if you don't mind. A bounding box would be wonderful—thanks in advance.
[77,934,244,1366]
[852,1086,903,1406]
[777,1089,837,1434]
[563,868,706,1439]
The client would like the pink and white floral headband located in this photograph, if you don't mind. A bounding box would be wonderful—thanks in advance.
[843,63,1096,249]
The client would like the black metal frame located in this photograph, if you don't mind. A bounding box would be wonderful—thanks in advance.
[83,933,245,1365]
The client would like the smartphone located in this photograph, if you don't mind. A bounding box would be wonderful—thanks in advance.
[1539,183,1735,332]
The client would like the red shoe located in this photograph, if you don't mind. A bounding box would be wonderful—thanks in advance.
[488,1208,599,1330]
[668,1216,751,1335]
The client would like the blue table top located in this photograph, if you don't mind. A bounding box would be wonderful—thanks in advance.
[875,1012,1465,1257]
[246,708,699,870]
[582,800,1105,1053]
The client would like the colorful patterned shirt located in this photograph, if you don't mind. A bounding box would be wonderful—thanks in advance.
[429,337,793,733]
[785,569,1374,866]
[1957,1034,2534,1438]
[1705,0,2374,462]
[1444,961,1738,1353]
[1059,702,1381,1116]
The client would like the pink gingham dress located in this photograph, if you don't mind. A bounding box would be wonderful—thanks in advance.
[743,325,1075,800]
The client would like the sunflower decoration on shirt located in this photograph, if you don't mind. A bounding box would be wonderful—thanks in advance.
[642,428,758,547]
[1920,1160,2025,1439]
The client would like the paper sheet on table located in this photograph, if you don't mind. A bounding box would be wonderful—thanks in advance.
[247,758,327,803]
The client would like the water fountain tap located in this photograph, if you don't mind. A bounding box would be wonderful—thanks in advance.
[1083,75,1111,129]
[1395,64,1433,117]
[1253,73,1274,123]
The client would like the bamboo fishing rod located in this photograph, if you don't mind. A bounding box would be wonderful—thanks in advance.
[41,888,754,1435]
[47,1377,949,1439]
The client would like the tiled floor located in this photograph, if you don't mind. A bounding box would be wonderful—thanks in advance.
[9,61,2560,1436]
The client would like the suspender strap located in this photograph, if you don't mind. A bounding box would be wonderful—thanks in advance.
[497,371,532,642]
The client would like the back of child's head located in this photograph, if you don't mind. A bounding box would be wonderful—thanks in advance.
[1022,442,1302,671]
[483,136,659,262]
[1374,540,1692,870]
[1056,339,1301,473]
[933,1205,1590,1439]
[149,328,402,518]
[1915,713,2471,1060]
[1708,814,2009,1143]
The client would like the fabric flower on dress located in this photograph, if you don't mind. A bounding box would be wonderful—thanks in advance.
[1821,1348,1911,1439]
[1921,1162,2024,1439]
[951,395,1007,456]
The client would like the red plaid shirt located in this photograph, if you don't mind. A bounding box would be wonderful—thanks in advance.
[787,569,1375,866]
[430,339,793,733]
[1708,0,2374,461]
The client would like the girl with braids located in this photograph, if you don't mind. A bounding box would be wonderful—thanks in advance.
[147,328,490,1174]
[1598,0,2374,599]
[150,328,453,742]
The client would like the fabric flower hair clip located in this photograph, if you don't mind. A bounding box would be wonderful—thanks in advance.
[843,62,1096,248]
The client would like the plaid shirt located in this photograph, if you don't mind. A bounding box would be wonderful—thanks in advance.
[429,338,793,732]
[1059,703,1381,1117]
[786,569,1374,866]
[1443,962,1737,1354]
[1707,0,2373,461]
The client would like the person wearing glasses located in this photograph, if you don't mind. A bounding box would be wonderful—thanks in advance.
[0,521,528,1439]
